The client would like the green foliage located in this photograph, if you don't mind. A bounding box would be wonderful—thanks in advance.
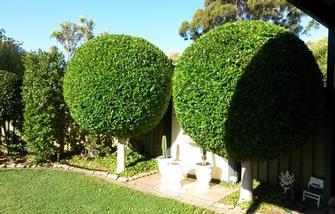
[307,37,327,78]
[173,21,323,160]
[0,71,24,156]
[22,47,66,162]
[67,150,157,177]
[0,169,212,213]
[51,16,95,59]
[0,70,22,125]
[179,0,318,40]
[64,35,173,138]
[0,29,25,76]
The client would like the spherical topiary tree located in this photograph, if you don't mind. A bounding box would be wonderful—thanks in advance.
[64,34,173,173]
[0,70,23,154]
[173,21,323,201]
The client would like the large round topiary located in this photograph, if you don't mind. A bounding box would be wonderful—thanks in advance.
[0,70,22,125]
[173,21,323,161]
[64,35,173,138]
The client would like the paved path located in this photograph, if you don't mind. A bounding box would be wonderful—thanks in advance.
[63,166,243,213]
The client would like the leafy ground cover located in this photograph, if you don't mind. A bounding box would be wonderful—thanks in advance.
[220,180,296,213]
[66,150,157,177]
[0,169,212,214]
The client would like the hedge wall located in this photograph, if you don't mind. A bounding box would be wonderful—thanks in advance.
[22,48,65,162]
[64,34,173,138]
[173,21,323,161]
[0,70,22,126]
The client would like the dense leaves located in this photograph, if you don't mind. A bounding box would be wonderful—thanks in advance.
[173,21,323,160]
[307,37,327,78]
[0,29,25,76]
[179,0,317,40]
[22,47,65,162]
[0,70,22,125]
[64,35,173,138]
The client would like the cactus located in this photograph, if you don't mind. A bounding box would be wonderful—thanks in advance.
[161,135,168,159]
[200,147,207,165]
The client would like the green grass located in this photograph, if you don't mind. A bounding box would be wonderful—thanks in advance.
[66,151,157,177]
[0,169,212,214]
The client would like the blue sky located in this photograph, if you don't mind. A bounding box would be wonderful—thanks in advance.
[0,0,328,54]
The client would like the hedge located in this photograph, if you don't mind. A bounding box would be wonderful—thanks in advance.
[173,21,323,160]
[0,70,22,126]
[64,34,173,138]
[22,47,65,162]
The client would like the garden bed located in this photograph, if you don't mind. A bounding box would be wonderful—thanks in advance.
[65,151,157,178]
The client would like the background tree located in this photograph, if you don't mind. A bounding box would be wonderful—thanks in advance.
[51,17,94,59]
[173,21,323,202]
[64,35,173,173]
[307,37,327,78]
[0,28,25,76]
[179,0,318,40]
[167,51,180,65]
[22,47,65,162]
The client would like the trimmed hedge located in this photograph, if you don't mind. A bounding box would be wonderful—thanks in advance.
[173,21,323,160]
[0,70,22,126]
[64,35,173,138]
[22,48,65,162]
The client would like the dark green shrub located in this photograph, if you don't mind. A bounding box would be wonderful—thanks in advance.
[173,21,323,160]
[0,29,25,76]
[0,70,24,156]
[22,47,65,162]
[0,70,22,126]
[64,35,173,138]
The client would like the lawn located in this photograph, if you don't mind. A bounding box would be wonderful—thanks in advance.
[0,169,211,214]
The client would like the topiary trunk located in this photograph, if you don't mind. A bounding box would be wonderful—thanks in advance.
[239,161,253,203]
[116,138,127,174]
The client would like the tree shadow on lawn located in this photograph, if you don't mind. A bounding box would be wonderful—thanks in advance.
[245,183,298,214]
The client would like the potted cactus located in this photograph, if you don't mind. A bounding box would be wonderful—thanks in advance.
[195,148,212,191]
[157,135,172,190]
[157,135,172,172]
[157,135,183,194]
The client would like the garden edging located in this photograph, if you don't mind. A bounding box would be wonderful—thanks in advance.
[0,162,158,182]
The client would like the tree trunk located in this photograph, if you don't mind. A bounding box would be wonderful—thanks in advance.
[116,138,127,174]
[239,161,253,203]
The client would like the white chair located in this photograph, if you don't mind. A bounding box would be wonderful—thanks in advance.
[302,177,324,208]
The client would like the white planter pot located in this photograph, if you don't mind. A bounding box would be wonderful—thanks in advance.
[157,156,173,184]
[157,157,183,194]
[195,163,212,191]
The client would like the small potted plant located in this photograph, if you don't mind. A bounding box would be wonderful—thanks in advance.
[195,147,212,191]
[157,135,172,186]
[279,171,295,194]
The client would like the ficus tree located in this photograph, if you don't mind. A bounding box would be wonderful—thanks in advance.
[173,21,323,202]
[179,0,318,40]
[22,47,66,162]
[0,70,23,155]
[63,34,173,173]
